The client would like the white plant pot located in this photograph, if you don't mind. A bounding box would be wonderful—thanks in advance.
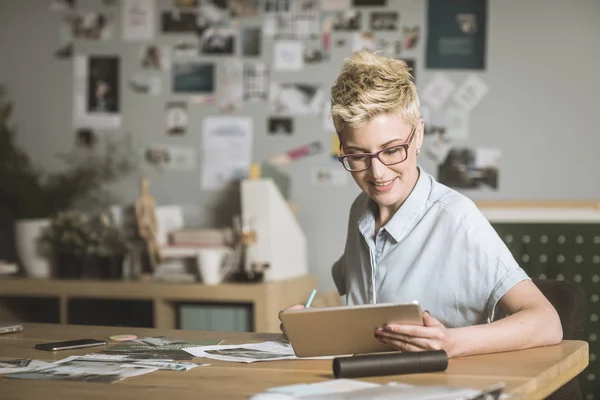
[14,218,51,279]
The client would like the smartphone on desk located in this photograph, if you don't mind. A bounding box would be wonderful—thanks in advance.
[34,338,107,351]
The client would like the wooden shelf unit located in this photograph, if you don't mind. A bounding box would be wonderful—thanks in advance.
[0,275,316,333]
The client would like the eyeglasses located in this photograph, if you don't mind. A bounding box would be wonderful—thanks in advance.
[338,127,416,172]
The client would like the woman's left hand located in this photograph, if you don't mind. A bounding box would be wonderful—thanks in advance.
[374,311,456,356]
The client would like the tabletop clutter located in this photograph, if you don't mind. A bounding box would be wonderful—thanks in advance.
[0,335,506,399]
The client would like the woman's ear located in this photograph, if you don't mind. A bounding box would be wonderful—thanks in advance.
[416,118,425,152]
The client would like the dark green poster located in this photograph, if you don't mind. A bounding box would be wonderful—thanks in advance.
[426,0,487,69]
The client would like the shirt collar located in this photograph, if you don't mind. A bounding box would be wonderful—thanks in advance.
[358,165,432,243]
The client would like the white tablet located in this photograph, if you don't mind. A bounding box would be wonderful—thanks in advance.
[279,301,423,357]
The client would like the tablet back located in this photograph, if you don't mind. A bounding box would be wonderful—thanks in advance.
[280,302,423,357]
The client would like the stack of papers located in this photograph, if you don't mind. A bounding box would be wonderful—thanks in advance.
[184,340,334,363]
[2,353,208,383]
[250,380,508,400]
[101,336,221,360]
[0,359,49,374]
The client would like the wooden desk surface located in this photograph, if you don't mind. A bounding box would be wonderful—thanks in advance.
[0,323,588,400]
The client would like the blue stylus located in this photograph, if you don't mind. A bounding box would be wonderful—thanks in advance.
[304,289,317,308]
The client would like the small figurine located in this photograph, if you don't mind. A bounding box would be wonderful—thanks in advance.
[134,178,161,270]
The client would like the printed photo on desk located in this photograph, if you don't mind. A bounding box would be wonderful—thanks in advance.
[4,357,157,384]
[185,341,333,363]
[102,336,221,360]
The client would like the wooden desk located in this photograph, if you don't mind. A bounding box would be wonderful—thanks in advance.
[0,323,589,400]
[0,276,316,333]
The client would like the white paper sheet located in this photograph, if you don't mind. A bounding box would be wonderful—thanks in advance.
[422,74,456,110]
[0,359,49,374]
[274,41,304,71]
[184,341,333,363]
[319,0,351,11]
[143,144,196,171]
[453,75,490,111]
[443,107,470,140]
[201,117,253,191]
[123,0,155,41]
[311,168,348,186]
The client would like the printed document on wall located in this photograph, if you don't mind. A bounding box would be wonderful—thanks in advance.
[202,117,253,191]
[123,0,155,41]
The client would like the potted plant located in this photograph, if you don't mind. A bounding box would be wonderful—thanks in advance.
[0,85,137,278]
[38,210,133,279]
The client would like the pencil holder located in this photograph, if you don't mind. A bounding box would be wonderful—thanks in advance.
[332,350,448,379]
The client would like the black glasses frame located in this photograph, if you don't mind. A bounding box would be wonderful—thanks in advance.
[338,127,416,172]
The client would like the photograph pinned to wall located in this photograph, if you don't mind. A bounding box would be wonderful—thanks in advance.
[264,0,290,13]
[267,141,323,167]
[453,75,489,111]
[311,167,348,186]
[335,38,347,48]
[129,75,161,96]
[143,144,196,172]
[423,126,452,166]
[218,59,244,113]
[421,73,456,110]
[352,32,376,52]
[319,0,351,11]
[50,0,76,12]
[75,128,97,149]
[140,45,170,70]
[69,12,114,40]
[291,0,320,39]
[268,118,293,135]
[426,0,487,69]
[353,0,385,6]
[438,146,500,190]
[161,11,198,33]
[122,0,155,41]
[172,40,200,58]
[196,2,229,37]
[172,61,215,94]
[166,102,188,136]
[242,27,262,56]
[201,117,253,191]
[231,0,261,19]
[174,0,198,7]
[269,83,325,116]
[73,55,121,129]
[370,11,398,31]
[200,26,236,55]
[402,26,420,50]
[328,10,361,31]
[303,41,329,64]
[243,62,269,102]
[273,41,304,71]
[376,38,402,58]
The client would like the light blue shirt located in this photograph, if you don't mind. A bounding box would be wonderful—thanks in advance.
[332,166,530,328]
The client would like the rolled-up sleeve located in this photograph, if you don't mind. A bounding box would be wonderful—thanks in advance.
[486,259,531,323]
[331,255,346,296]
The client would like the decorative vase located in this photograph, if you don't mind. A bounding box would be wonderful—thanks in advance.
[14,218,51,279]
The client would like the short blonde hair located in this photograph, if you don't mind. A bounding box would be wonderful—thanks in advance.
[330,50,420,136]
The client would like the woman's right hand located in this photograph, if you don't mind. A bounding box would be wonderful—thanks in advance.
[278,304,305,339]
